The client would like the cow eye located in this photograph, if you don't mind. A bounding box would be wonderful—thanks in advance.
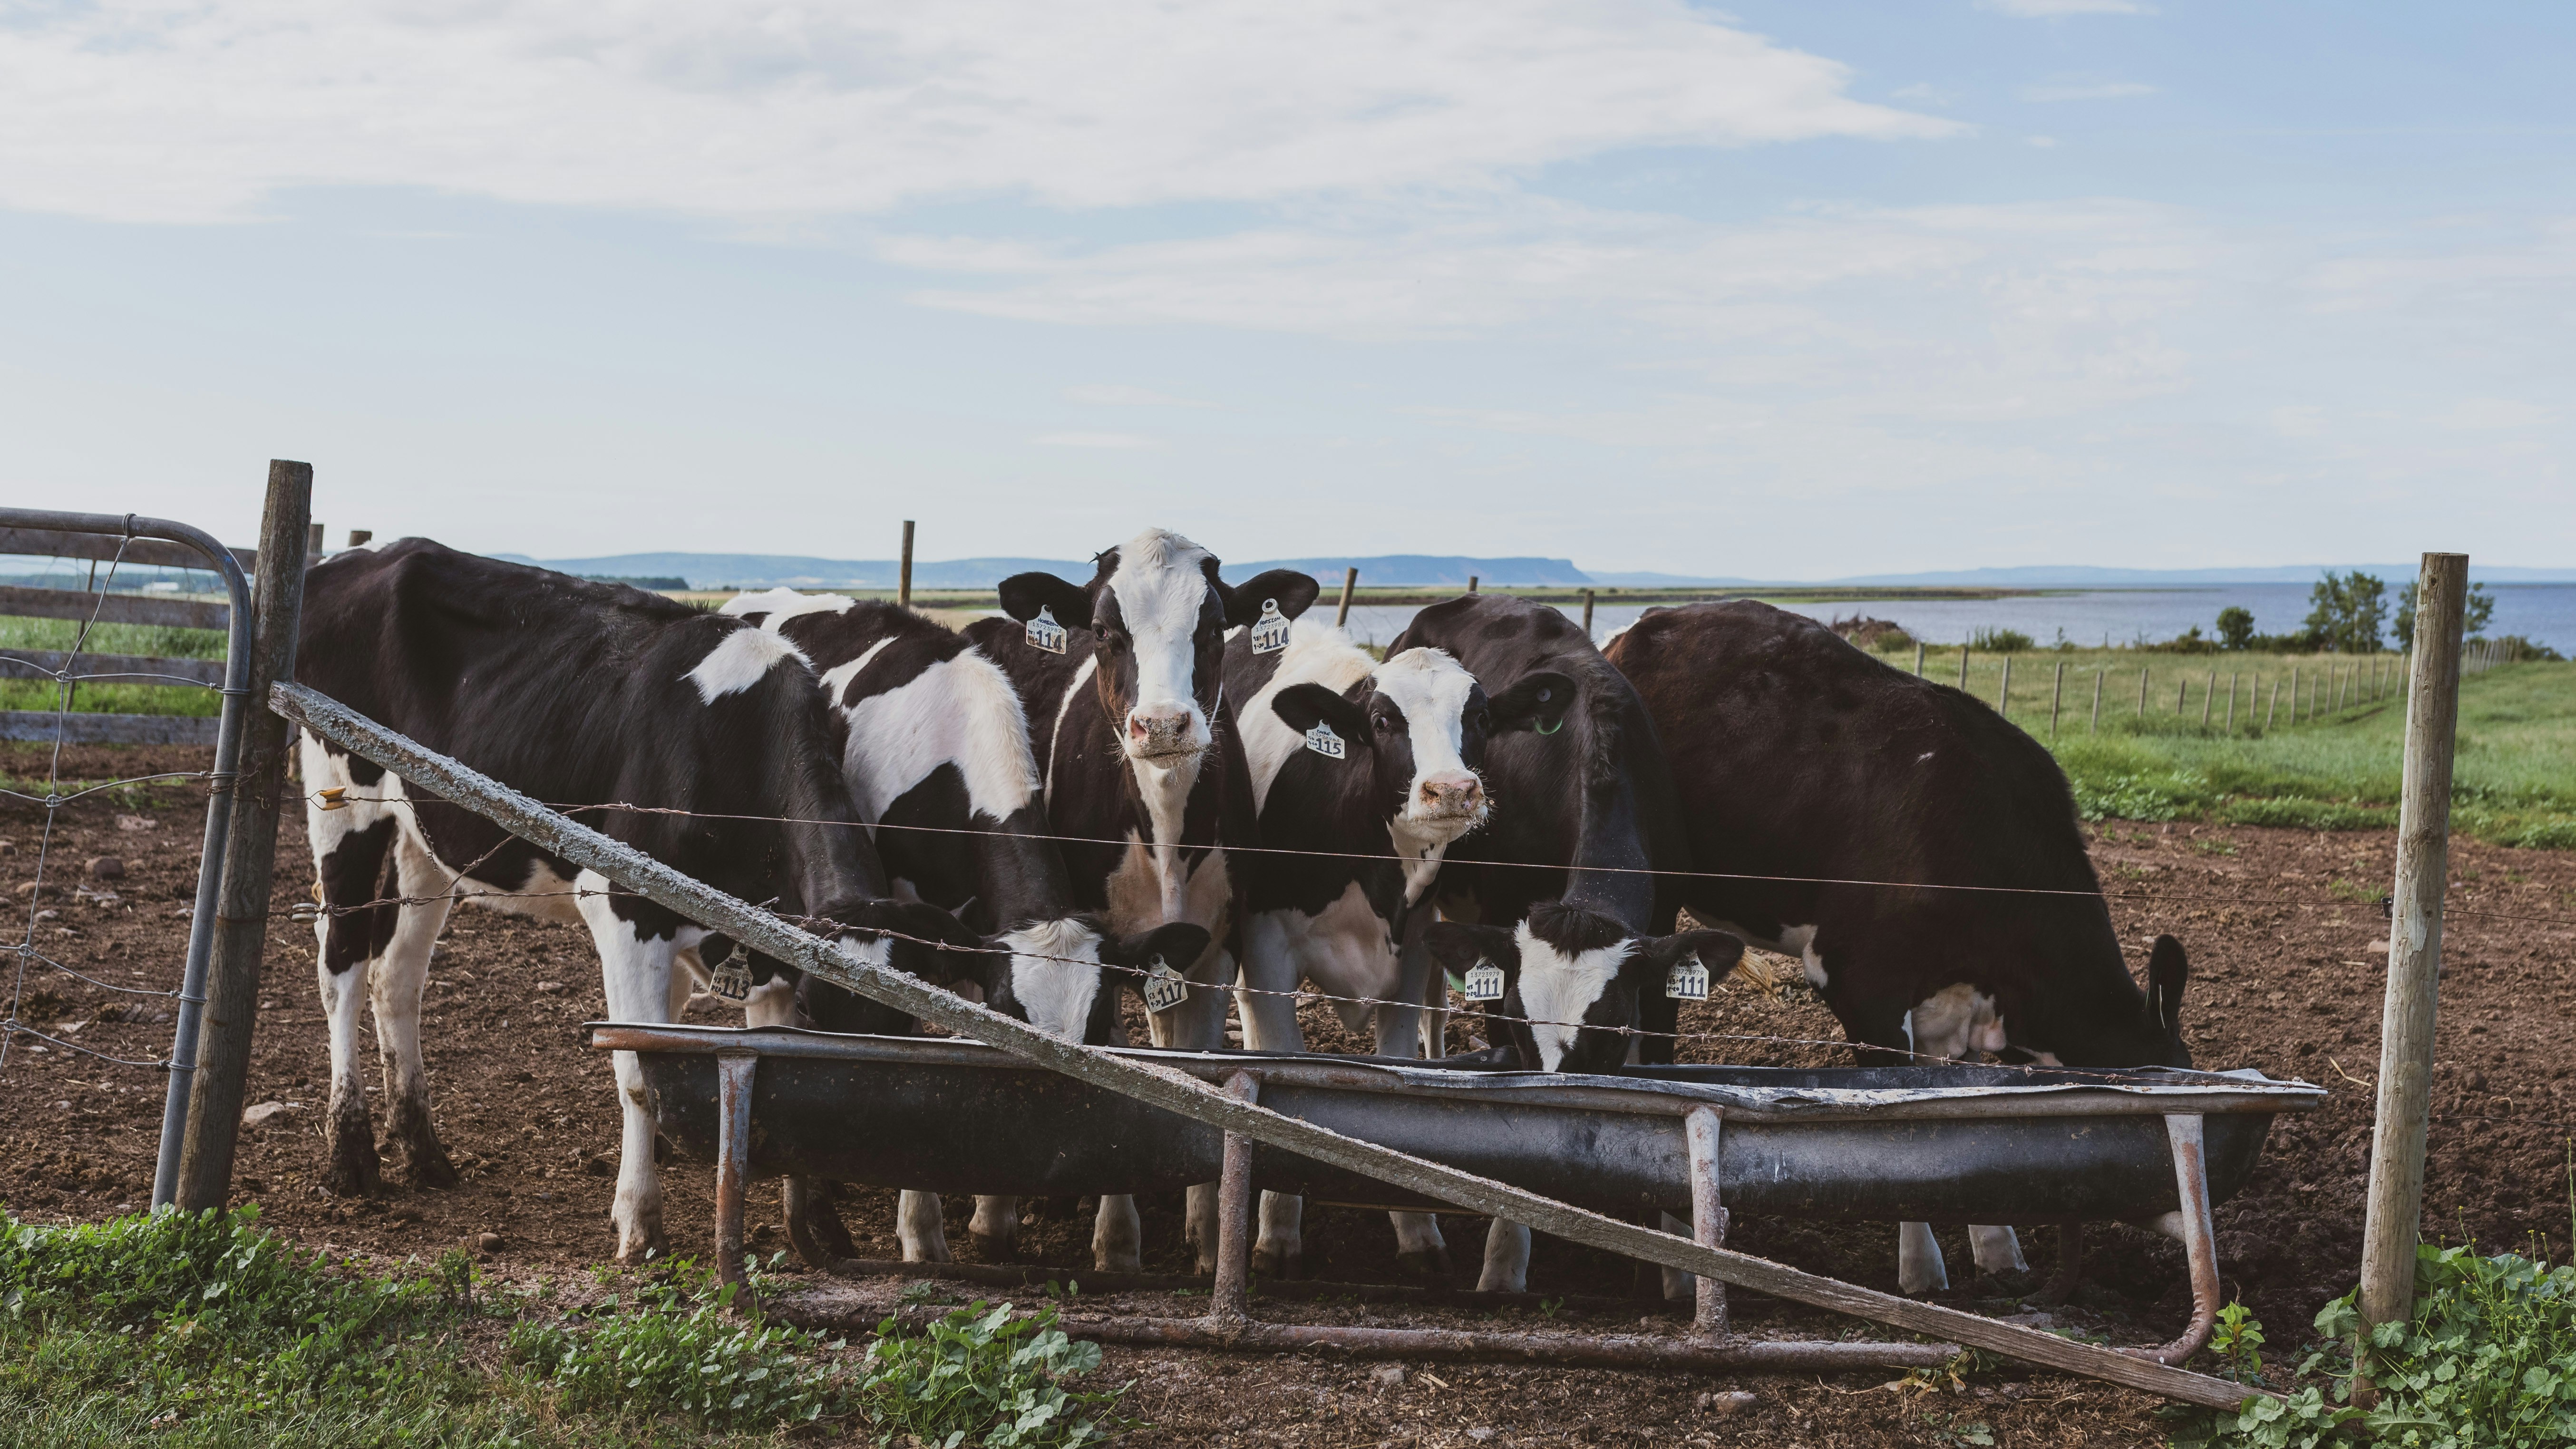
[1373,713,1395,735]
[1099,628,1127,652]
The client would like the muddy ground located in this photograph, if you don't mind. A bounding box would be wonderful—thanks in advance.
[5,741,2573,1446]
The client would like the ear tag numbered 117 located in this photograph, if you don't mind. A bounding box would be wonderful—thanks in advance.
[1462,960,1506,1003]
[1249,597,1293,654]
[1303,721,1345,759]
[1664,953,1710,1002]
[1025,605,1068,655]
[1142,958,1190,1014]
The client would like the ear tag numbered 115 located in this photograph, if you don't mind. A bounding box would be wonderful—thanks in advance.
[1303,721,1345,760]
[1664,953,1710,1002]
[1142,958,1190,1014]
[1462,960,1506,1003]
[1249,598,1293,654]
[1025,605,1068,655]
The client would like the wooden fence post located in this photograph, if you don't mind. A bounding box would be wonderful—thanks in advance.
[2200,671,2215,728]
[1468,575,1479,594]
[306,522,324,556]
[347,529,371,548]
[2267,677,2280,731]
[2356,553,2468,1347]
[2137,667,2148,716]
[1998,655,2012,714]
[1959,647,1970,690]
[174,461,313,1210]
[2050,660,2063,738]
[1914,641,1925,678]
[898,520,914,609]
[2090,669,2102,733]
[1338,568,1361,628]
[2225,671,2237,732]
[1580,587,1594,637]
[2175,677,2187,715]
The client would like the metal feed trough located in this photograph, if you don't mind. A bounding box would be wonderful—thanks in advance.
[595,1022,2319,1376]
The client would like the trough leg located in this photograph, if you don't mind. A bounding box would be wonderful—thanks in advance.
[2128,1114,2220,1366]
[1209,1072,1260,1331]
[1687,1106,1729,1338]
[712,1050,758,1293]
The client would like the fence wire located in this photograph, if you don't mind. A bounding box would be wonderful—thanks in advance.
[0,544,219,1076]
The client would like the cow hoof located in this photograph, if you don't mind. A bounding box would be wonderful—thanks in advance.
[1396,1247,1453,1283]
[970,1232,1019,1264]
[1251,1245,1299,1280]
[404,1141,461,1190]
[614,1227,667,1265]
[1095,1251,1142,1275]
[321,1135,384,1199]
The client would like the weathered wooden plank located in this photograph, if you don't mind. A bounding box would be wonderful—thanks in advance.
[0,526,253,574]
[0,649,227,687]
[273,678,2276,1412]
[0,585,228,631]
[0,710,221,745]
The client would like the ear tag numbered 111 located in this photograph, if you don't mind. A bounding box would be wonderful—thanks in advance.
[1664,953,1710,1002]
[1025,605,1068,655]
[1303,721,1345,760]
[1249,598,1293,654]
[1462,960,1506,1003]
[1142,958,1190,1014]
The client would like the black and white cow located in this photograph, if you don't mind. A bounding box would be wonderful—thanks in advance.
[721,590,1207,1272]
[1225,620,1575,1276]
[295,541,982,1262]
[1401,595,1741,1293]
[961,527,1319,1270]
[1603,600,2192,1293]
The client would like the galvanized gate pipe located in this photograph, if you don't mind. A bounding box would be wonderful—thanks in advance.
[0,507,255,1209]
[271,681,2274,1410]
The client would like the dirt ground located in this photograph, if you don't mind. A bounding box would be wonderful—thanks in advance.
[5,740,2574,1447]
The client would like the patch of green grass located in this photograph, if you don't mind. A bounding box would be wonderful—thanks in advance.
[2036,660,2576,849]
[0,616,227,661]
[0,616,228,718]
[0,679,221,717]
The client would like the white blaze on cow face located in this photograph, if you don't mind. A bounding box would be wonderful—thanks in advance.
[998,917,1107,1041]
[1512,919,1633,1072]
[1103,528,1219,763]
[1373,647,1486,832]
[685,626,811,703]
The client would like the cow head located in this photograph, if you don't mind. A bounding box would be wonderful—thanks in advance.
[2037,934,2193,1069]
[981,916,1211,1044]
[788,897,996,1033]
[1270,651,1576,851]
[1001,529,1318,764]
[1427,905,1744,1073]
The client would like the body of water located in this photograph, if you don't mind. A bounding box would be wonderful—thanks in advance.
[1333,583,2576,655]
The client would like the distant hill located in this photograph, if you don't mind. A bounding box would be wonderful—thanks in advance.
[518,552,1595,590]
[1241,555,1590,587]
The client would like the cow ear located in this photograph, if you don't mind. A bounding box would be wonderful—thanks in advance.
[1223,569,1322,627]
[1488,669,1576,736]
[1425,922,1517,979]
[2146,934,2189,1035]
[1270,682,1373,750]
[1106,921,1211,972]
[1634,929,1745,978]
[998,572,1093,628]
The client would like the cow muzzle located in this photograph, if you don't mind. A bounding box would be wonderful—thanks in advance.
[1410,771,1486,824]
[1124,705,1204,761]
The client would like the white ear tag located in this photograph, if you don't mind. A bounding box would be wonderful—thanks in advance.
[1025,605,1068,655]
[1141,957,1190,1014]
[1303,721,1346,760]
[710,953,753,1003]
[1462,959,1506,1003]
[1665,953,1710,1002]
[1249,597,1292,654]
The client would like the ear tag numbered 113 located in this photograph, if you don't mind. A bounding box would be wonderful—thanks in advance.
[1303,721,1345,759]
[1142,958,1190,1014]
[1249,598,1292,654]
[1664,953,1710,1002]
[1025,605,1068,655]
[1462,960,1506,1003]
[710,952,754,1003]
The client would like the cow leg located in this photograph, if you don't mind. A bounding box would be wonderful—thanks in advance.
[1234,924,1305,1278]
[1478,1219,1532,1294]
[577,870,682,1264]
[304,744,397,1199]
[898,1191,953,1263]
[1897,1221,1950,1295]
[969,1197,1021,1261]
[369,832,459,1188]
[1091,1012,1144,1274]
[1163,946,1235,1275]
[1371,997,1450,1280]
[1970,1225,2029,1277]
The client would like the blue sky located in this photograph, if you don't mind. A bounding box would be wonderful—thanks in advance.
[1,1,2568,575]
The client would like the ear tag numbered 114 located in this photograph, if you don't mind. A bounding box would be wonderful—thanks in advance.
[1025,605,1069,655]
[1303,721,1346,759]
[1664,953,1710,1002]
[1142,958,1190,1014]
[1249,598,1293,654]
[1462,960,1506,1003]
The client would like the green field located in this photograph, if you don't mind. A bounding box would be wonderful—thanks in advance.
[1867,642,2576,849]
[0,616,226,717]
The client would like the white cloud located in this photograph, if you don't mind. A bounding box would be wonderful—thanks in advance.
[1978,0,2155,15]
[2020,81,2158,102]
[2435,399,2559,431]
[1034,431,1160,449]
[1062,386,1210,408]
[0,0,1955,224]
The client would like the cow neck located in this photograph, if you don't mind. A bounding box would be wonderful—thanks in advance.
[1386,820,1454,909]
[1551,715,1659,933]
[1127,681,1220,923]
